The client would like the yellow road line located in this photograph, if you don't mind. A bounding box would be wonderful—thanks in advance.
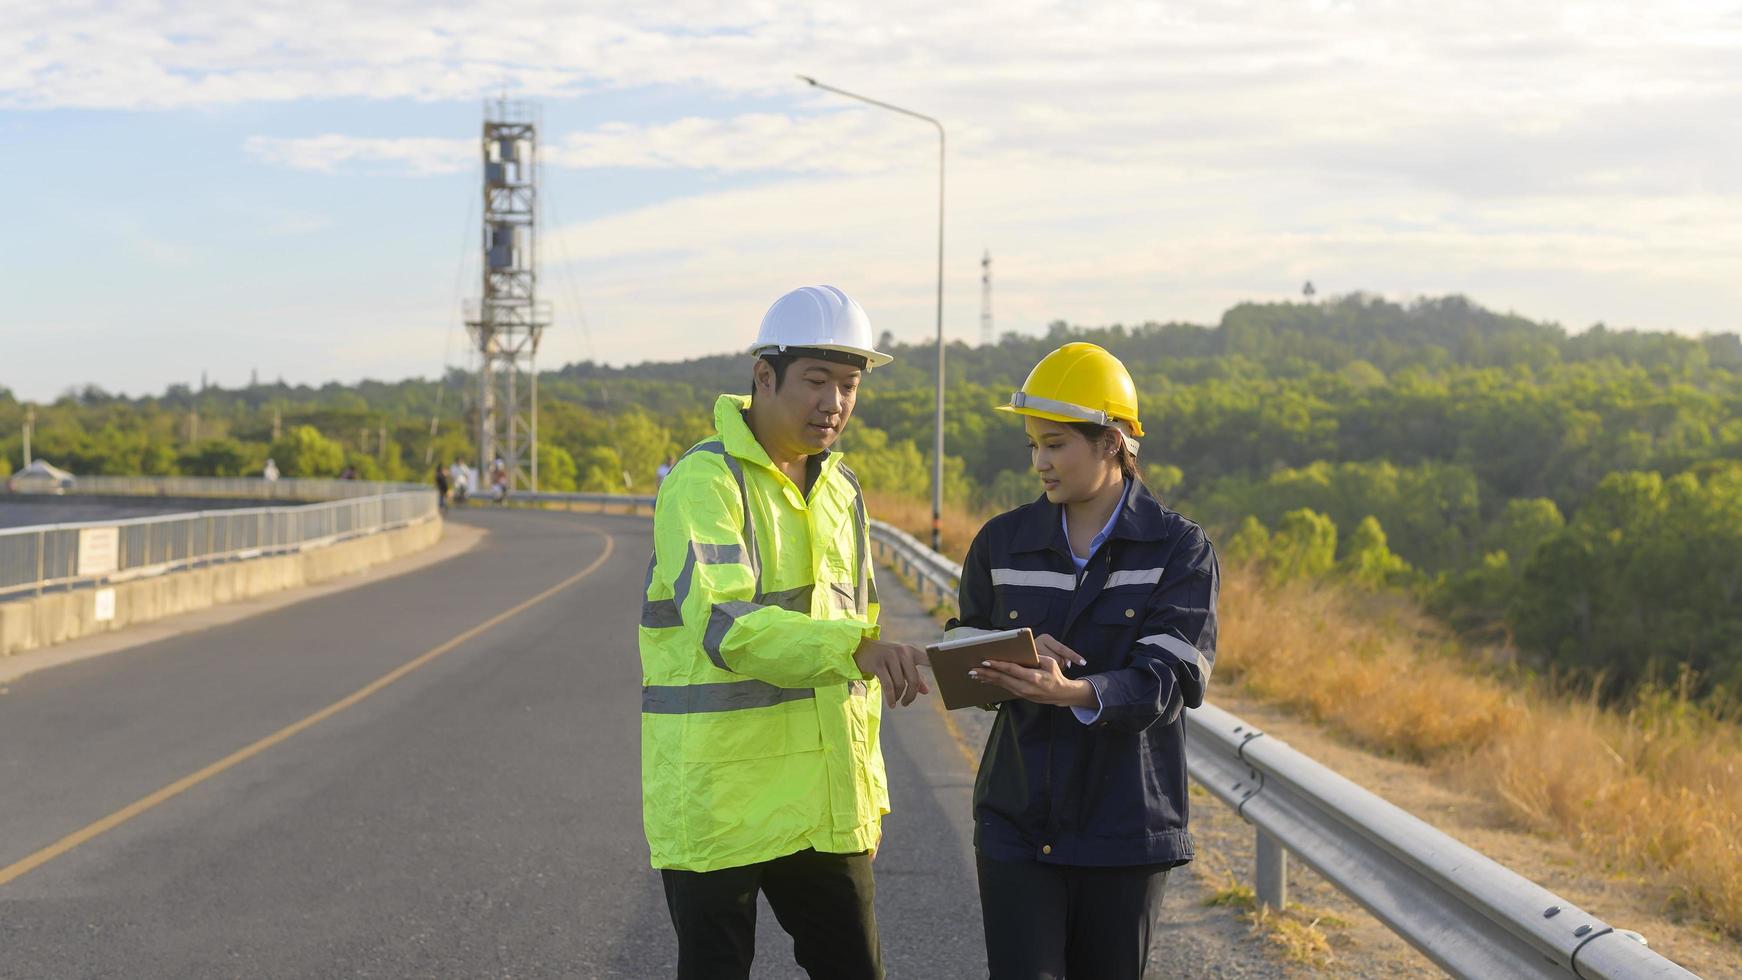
[0,530,617,888]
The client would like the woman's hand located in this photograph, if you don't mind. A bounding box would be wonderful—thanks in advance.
[971,634,1096,709]
[1034,633,1086,668]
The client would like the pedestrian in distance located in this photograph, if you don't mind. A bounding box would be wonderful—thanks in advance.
[639,285,930,980]
[949,342,1220,980]
[433,461,449,513]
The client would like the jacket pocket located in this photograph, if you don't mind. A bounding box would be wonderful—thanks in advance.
[1085,598,1144,668]
[993,590,1063,632]
[681,701,822,763]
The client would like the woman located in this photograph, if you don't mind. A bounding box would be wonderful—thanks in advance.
[947,342,1219,980]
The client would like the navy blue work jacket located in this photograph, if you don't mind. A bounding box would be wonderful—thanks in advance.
[945,480,1219,868]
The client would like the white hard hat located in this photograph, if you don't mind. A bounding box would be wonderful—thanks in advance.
[750,285,893,370]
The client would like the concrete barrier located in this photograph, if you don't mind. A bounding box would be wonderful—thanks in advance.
[0,517,442,659]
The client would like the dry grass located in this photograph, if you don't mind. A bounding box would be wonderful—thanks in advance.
[864,490,989,566]
[1218,564,1742,938]
[1203,880,1257,910]
[1250,904,1341,967]
[1217,565,1516,761]
[1465,692,1742,931]
[1202,876,1344,966]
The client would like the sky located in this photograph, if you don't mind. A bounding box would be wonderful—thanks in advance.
[3,1,1741,402]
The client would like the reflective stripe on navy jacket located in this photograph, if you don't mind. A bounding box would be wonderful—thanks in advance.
[946,479,1219,868]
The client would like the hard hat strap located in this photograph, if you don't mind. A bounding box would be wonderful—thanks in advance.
[1008,391,1112,426]
[1009,391,1141,456]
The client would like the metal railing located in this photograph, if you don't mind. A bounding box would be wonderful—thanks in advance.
[861,514,1696,979]
[1,478,440,598]
[64,475,427,501]
[498,489,1698,976]
[479,490,655,513]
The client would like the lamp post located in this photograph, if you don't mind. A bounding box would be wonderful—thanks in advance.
[798,75,948,552]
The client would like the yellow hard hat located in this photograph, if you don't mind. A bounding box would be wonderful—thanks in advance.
[997,342,1145,439]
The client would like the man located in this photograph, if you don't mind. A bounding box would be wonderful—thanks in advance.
[639,285,931,980]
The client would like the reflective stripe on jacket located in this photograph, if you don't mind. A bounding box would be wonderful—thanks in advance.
[639,394,885,872]
[947,480,1219,867]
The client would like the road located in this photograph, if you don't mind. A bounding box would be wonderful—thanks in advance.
[0,506,1286,979]
[0,508,989,978]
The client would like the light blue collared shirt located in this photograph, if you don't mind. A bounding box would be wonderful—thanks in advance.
[1062,481,1129,724]
[1062,484,1127,573]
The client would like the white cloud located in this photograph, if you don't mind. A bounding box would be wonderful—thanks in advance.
[243,112,930,176]
[7,0,1742,397]
[243,134,475,175]
[546,112,923,174]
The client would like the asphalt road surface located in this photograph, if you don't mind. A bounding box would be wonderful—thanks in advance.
[0,508,988,979]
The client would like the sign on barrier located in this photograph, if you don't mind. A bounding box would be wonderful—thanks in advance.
[77,527,120,576]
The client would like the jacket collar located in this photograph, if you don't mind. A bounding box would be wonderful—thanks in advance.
[713,393,840,485]
[1009,478,1169,553]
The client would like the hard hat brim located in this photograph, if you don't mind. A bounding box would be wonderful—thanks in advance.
[752,343,893,369]
[996,402,1089,427]
[997,392,1145,438]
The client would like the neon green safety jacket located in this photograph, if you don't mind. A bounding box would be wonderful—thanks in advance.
[639,394,885,872]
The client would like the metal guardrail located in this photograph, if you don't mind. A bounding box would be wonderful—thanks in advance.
[504,489,1697,976]
[496,490,655,513]
[0,478,440,598]
[1187,704,1695,979]
[62,475,429,501]
[857,514,1698,979]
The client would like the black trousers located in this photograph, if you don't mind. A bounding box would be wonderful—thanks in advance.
[977,853,1172,980]
[660,848,881,980]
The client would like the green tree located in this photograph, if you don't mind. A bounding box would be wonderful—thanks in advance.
[1481,497,1565,566]
[343,452,384,481]
[839,425,928,497]
[1512,465,1742,694]
[1338,515,1412,589]
[1142,463,1184,501]
[608,409,676,493]
[1269,509,1338,582]
[575,446,626,493]
[985,468,1042,511]
[178,438,256,477]
[269,425,345,477]
[1224,515,1272,567]
[537,443,579,492]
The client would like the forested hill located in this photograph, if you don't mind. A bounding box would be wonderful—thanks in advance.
[555,291,1742,391]
[5,293,1741,694]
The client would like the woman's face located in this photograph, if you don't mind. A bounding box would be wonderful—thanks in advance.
[1024,418,1119,505]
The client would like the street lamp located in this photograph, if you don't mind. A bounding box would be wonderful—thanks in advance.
[797,75,948,552]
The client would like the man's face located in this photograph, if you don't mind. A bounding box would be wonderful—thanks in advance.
[756,356,862,455]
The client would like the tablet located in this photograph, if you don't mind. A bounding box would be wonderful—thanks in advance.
[924,628,1041,710]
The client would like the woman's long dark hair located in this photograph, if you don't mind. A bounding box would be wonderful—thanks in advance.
[1066,421,1144,488]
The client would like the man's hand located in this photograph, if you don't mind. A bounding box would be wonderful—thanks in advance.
[854,639,932,707]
